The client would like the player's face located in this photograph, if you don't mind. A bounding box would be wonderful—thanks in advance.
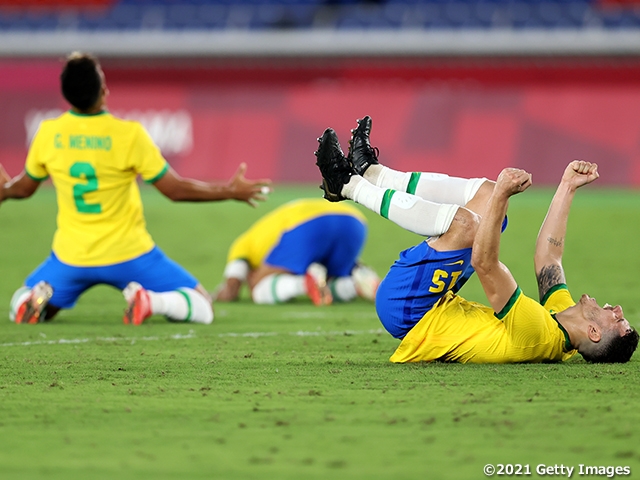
[579,294,632,336]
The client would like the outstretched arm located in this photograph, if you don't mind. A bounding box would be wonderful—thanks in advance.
[0,165,41,206]
[153,163,271,207]
[471,168,532,312]
[535,160,599,301]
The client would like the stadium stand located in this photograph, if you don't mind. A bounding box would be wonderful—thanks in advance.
[0,0,639,32]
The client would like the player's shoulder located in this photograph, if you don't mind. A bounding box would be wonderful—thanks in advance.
[102,112,143,129]
[37,110,70,130]
[96,113,154,142]
[30,113,69,143]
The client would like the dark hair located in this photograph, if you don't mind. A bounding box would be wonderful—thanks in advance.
[60,52,102,111]
[581,328,639,363]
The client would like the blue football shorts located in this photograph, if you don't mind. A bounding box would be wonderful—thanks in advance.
[265,214,367,277]
[375,242,474,339]
[25,246,198,309]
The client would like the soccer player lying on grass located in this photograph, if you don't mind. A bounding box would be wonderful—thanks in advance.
[214,198,380,306]
[314,117,638,363]
[0,52,270,326]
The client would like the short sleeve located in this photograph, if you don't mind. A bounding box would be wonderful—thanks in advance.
[129,123,169,183]
[24,127,49,181]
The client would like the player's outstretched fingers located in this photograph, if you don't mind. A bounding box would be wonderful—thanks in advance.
[229,163,272,206]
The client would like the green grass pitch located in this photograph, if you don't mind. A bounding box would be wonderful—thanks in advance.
[1,184,640,480]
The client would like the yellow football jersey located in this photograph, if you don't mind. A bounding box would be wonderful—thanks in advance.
[227,198,367,269]
[25,111,168,266]
[390,286,577,364]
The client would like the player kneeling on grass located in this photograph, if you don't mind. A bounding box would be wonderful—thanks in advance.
[215,198,380,306]
[314,115,638,363]
[0,52,270,326]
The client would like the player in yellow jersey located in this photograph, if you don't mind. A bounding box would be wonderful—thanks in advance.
[314,116,637,363]
[0,52,270,326]
[214,198,380,305]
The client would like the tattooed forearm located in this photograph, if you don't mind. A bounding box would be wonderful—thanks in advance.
[547,236,563,248]
[537,264,565,301]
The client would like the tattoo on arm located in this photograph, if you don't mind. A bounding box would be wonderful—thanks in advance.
[537,264,566,302]
[547,236,563,248]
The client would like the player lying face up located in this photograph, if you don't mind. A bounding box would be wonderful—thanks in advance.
[313,115,637,363]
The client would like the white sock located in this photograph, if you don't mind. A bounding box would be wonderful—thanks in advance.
[411,174,487,205]
[329,277,357,302]
[343,175,383,213]
[147,288,213,324]
[9,286,31,322]
[364,164,410,192]
[365,165,486,206]
[223,259,249,282]
[252,274,306,304]
[343,176,458,237]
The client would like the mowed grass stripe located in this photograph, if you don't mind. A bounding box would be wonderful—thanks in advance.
[1,185,640,480]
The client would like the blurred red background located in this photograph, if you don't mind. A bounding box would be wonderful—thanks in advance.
[2,57,640,185]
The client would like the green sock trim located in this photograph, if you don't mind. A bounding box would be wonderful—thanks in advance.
[380,189,396,219]
[270,275,282,304]
[328,279,340,302]
[406,172,421,194]
[176,289,192,322]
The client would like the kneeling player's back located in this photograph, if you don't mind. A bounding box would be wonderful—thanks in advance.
[25,111,168,267]
[227,198,367,267]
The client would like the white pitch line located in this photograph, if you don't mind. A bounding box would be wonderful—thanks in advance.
[0,328,386,348]
[0,331,198,348]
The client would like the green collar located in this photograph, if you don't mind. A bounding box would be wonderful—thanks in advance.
[551,313,573,351]
[541,283,568,306]
[68,109,108,117]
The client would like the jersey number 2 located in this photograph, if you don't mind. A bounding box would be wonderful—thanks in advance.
[71,162,102,214]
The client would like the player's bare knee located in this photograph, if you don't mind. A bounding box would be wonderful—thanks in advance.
[434,207,479,251]
[478,180,495,202]
[465,180,495,217]
[451,207,479,246]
